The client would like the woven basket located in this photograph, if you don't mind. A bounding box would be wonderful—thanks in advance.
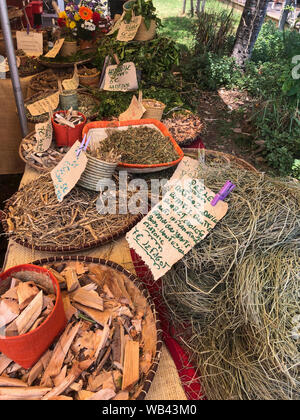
[0,174,143,254]
[19,256,163,400]
[79,69,100,87]
[142,99,166,121]
[134,18,156,41]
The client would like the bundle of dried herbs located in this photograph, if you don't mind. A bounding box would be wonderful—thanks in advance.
[30,69,73,94]
[0,260,159,400]
[3,175,143,251]
[162,163,300,400]
[92,126,179,165]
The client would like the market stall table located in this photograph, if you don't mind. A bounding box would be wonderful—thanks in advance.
[2,164,187,401]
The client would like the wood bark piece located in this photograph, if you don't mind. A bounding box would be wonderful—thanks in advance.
[0,355,12,375]
[53,365,67,387]
[27,350,52,386]
[71,288,104,312]
[0,376,27,387]
[65,269,80,293]
[122,340,139,391]
[88,370,112,392]
[17,282,39,310]
[0,386,51,400]
[62,295,78,321]
[40,321,81,387]
[16,290,43,335]
[77,390,94,400]
[86,388,116,400]
[42,359,93,400]
[73,303,112,327]
[49,395,73,400]
[2,286,18,300]
[48,268,66,286]
[0,299,20,329]
[113,391,129,400]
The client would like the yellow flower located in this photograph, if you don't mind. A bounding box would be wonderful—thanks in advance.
[65,18,70,28]
[74,13,80,21]
[69,21,76,29]
[59,11,67,19]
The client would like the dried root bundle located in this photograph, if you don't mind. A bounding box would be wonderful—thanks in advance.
[3,175,142,251]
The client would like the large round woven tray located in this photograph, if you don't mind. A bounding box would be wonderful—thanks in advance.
[4,256,162,400]
[37,56,92,69]
[24,89,100,124]
[1,175,143,253]
[184,149,259,173]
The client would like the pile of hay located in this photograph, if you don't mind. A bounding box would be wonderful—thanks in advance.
[162,163,300,400]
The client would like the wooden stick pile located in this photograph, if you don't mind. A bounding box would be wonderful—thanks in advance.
[0,278,55,337]
[0,261,157,400]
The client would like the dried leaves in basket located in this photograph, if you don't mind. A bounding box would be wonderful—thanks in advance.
[96,126,178,165]
[3,174,143,251]
[162,163,300,400]
[0,261,158,400]
[163,112,204,145]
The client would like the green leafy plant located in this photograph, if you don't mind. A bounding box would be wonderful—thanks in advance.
[291,159,300,180]
[123,0,161,29]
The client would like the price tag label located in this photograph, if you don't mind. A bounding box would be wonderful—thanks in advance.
[51,141,87,202]
[126,157,229,280]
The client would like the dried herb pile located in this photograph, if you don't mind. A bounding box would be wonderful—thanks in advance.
[21,133,68,172]
[0,261,158,400]
[163,111,204,146]
[3,175,142,251]
[91,126,179,165]
[161,163,300,400]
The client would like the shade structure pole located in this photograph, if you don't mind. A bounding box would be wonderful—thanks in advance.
[0,0,28,137]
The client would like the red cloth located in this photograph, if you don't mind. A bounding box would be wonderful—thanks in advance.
[184,136,205,149]
[130,248,205,400]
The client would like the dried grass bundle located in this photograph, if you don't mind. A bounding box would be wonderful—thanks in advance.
[162,164,300,400]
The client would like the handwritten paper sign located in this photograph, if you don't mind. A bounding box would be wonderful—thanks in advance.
[126,157,228,280]
[16,31,43,56]
[34,116,53,153]
[27,92,60,117]
[102,62,138,92]
[116,15,142,42]
[106,15,123,36]
[62,66,79,90]
[119,95,146,121]
[51,141,87,202]
[44,38,65,59]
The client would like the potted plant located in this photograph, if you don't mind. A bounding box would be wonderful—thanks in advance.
[123,0,161,41]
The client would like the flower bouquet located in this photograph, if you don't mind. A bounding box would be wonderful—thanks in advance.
[58,1,111,53]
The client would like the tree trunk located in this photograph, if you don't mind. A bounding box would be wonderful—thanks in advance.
[190,0,194,17]
[182,0,187,15]
[231,0,269,68]
[196,0,201,15]
[201,0,206,13]
[278,0,294,30]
